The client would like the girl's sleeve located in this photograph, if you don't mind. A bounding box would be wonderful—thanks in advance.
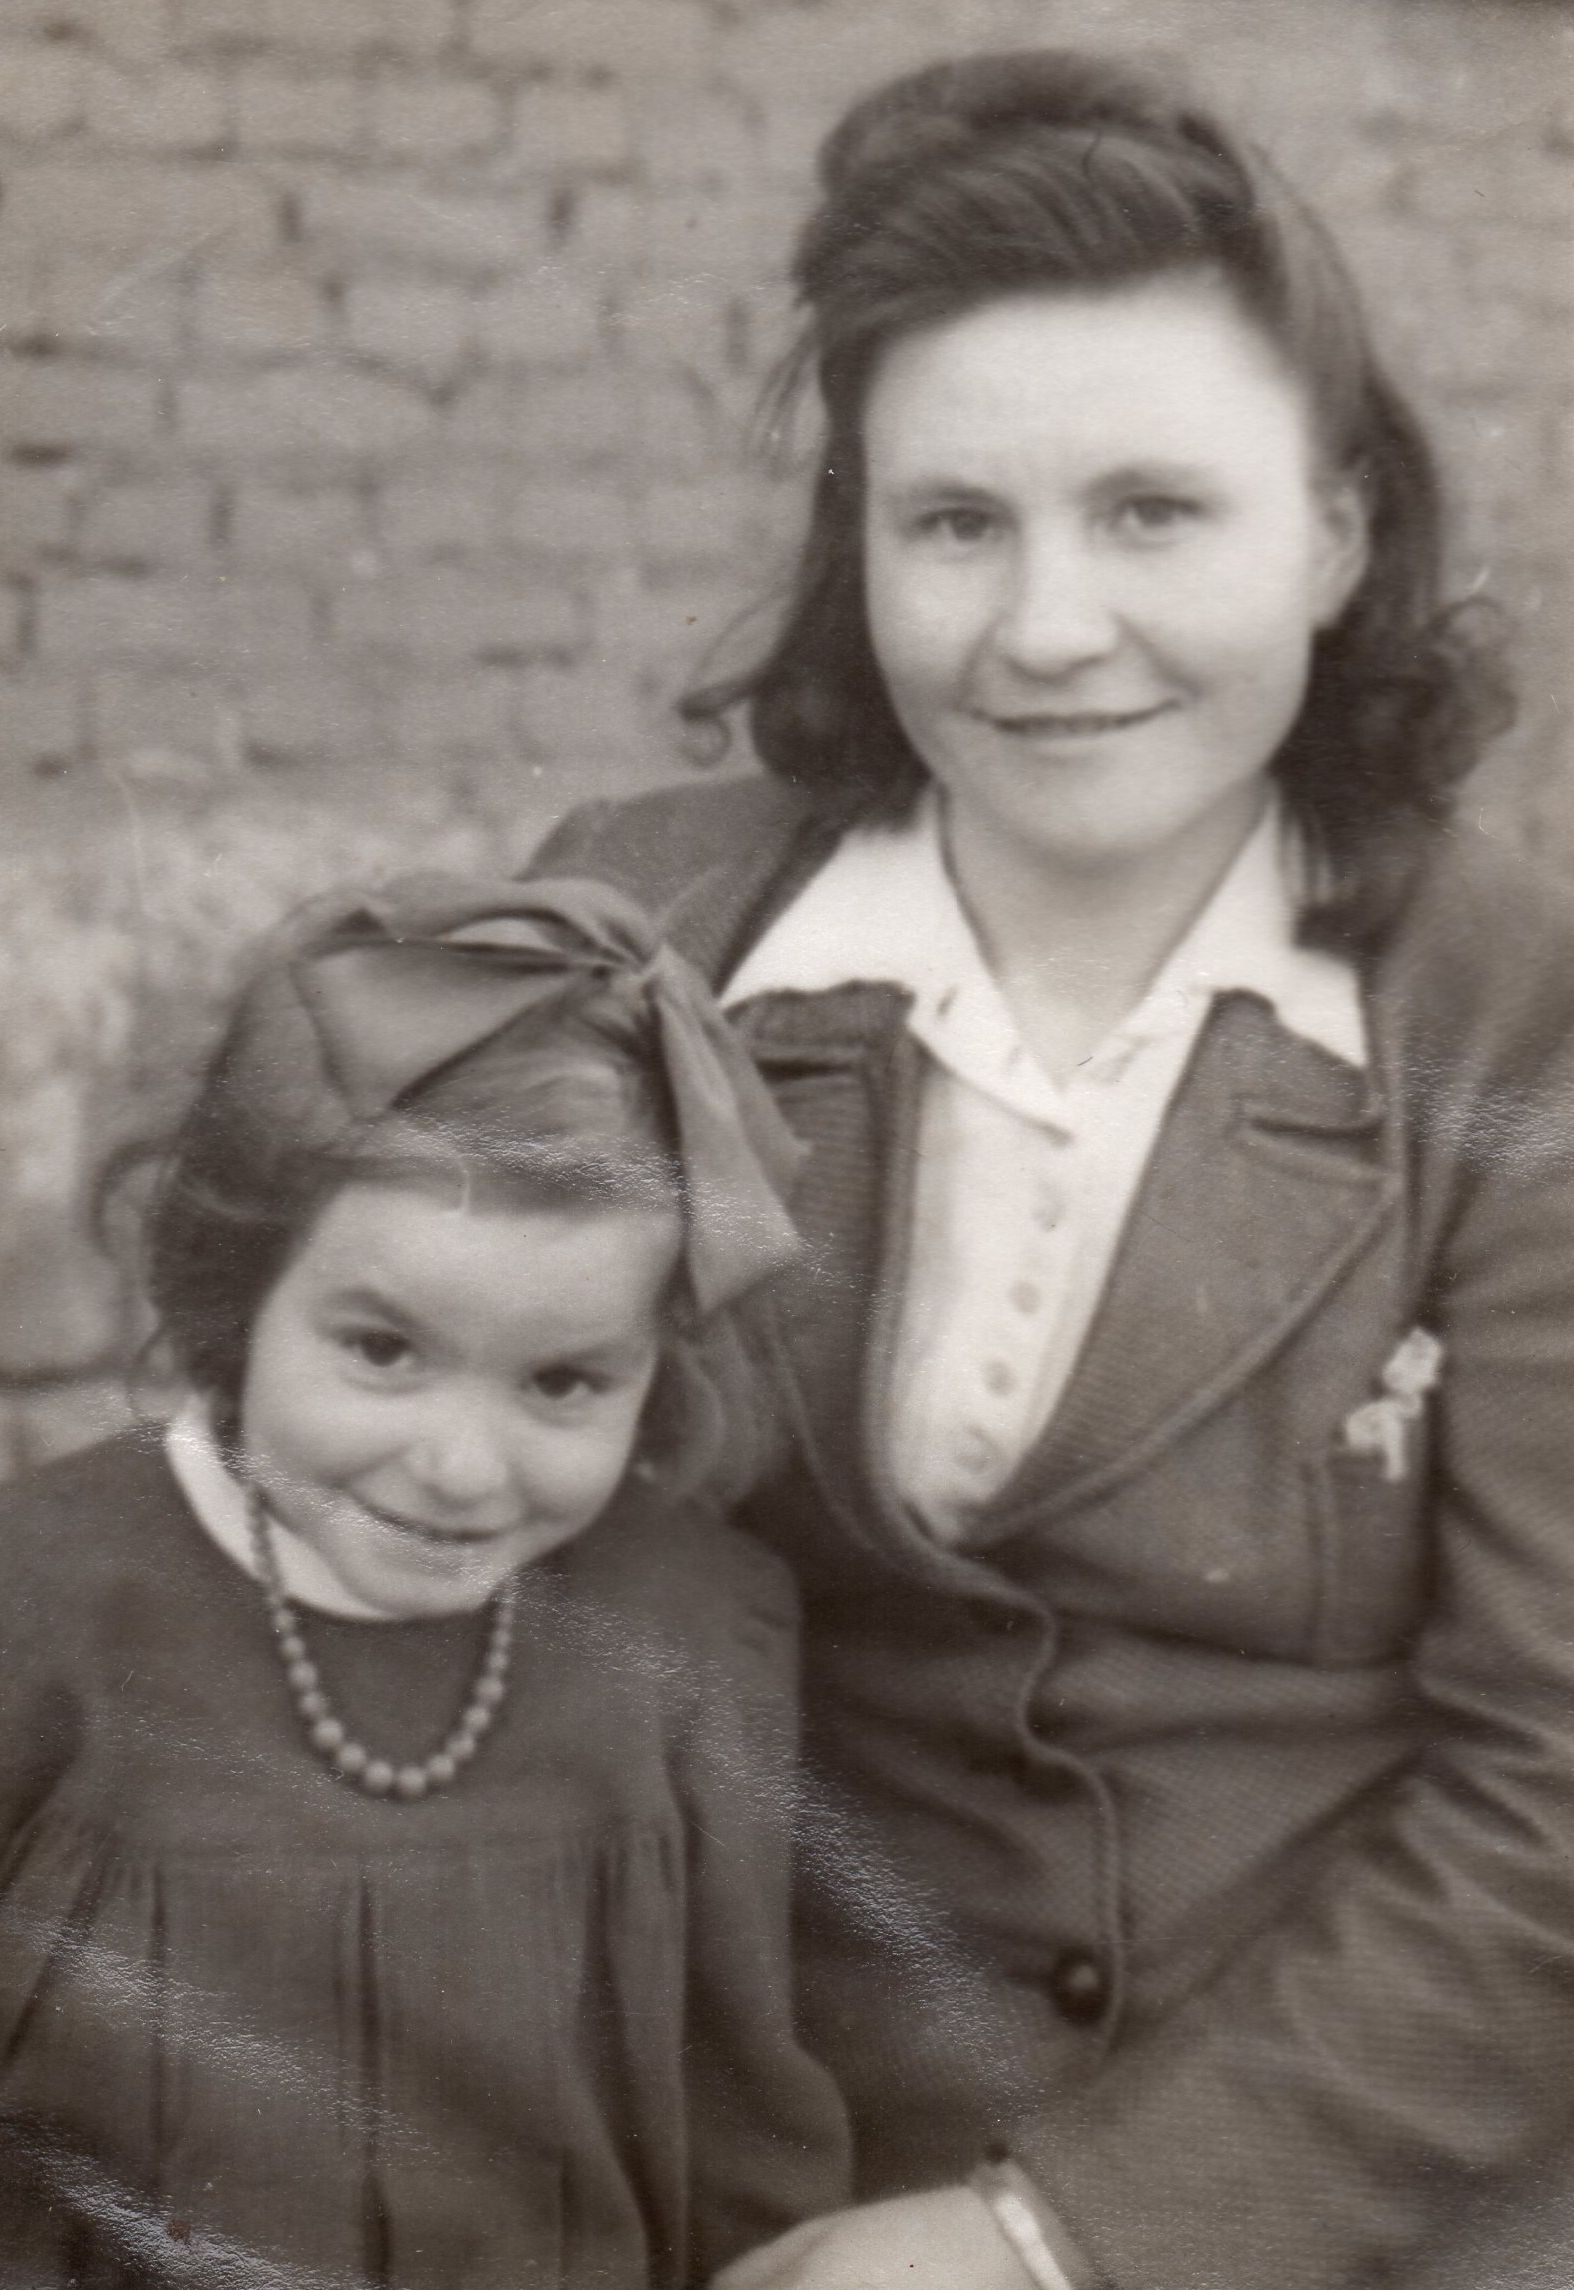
[671,1524,852,2283]
[0,1484,87,1831]
[1015,1007,1574,2289]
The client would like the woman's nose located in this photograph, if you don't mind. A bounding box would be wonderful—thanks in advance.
[989,534,1119,677]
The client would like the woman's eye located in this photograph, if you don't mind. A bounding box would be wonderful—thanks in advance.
[1111,494,1202,538]
[912,504,996,546]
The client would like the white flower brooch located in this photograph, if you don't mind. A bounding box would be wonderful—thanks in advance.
[1340,1327,1444,1484]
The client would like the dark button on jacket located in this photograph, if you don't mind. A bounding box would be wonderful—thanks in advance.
[1050,1948,1110,2025]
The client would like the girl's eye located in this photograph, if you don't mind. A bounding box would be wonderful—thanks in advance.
[530,1364,599,1405]
[1111,494,1202,538]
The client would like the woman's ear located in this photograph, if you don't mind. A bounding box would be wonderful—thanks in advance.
[1312,474,1370,627]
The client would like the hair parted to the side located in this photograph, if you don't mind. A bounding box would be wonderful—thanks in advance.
[682,47,1512,943]
[139,974,732,1485]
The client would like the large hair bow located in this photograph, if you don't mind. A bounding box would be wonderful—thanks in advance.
[229,873,806,1316]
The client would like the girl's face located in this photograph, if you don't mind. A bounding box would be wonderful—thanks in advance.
[861,273,1367,891]
[238,1179,681,1621]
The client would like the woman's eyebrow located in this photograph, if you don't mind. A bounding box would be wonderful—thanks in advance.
[879,456,1222,497]
[875,472,1002,505]
[1093,457,1217,487]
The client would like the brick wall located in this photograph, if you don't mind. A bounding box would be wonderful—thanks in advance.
[0,0,1569,1468]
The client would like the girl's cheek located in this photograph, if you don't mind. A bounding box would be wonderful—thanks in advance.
[282,1369,380,1459]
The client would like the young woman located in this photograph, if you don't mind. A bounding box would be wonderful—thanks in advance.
[0,874,849,2286]
[534,49,1574,2290]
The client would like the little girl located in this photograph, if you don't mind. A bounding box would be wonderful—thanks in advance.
[0,874,850,2288]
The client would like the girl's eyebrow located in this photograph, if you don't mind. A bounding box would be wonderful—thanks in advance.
[531,1328,650,1371]
[319,1282,420,1327]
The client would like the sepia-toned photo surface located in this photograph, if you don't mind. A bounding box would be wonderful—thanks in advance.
[0,3,1570,2285]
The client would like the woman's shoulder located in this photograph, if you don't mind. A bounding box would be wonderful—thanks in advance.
[1380,830,1574,1053]
[1402,828,1574,944]
[530,771,819,918]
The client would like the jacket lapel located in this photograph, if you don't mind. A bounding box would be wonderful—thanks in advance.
[595,786,1402,1553]
[989,991,1397,1528]
[732,982,981,1578]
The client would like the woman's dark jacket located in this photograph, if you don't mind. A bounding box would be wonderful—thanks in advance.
[535,774,1574,2290]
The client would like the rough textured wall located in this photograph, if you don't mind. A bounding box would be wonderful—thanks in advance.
[0,0,1569,1468]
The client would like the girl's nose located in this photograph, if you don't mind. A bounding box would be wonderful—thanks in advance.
[989,534,1119,678]
[404,1402,519,1512]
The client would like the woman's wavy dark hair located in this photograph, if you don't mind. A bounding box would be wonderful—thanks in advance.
[137,978,738,1492]
[683,48,1511,943]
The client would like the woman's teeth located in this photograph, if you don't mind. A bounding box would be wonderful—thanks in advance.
[996,703,1168,734]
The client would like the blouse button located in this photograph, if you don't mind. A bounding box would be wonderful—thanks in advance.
[1009,1279,1043,1314]
[982,1359,1016,1397]
[955,1427,999,1475]
[1049,1947,1110,2025]
[1032,1184,1066,1232]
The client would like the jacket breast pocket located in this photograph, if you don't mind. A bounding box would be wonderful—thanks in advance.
[1305,1439,1432,1664]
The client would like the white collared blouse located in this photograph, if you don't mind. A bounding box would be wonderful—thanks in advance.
[724,799,1365,1541]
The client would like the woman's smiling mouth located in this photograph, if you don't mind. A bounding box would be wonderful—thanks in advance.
[983,700,1179,737]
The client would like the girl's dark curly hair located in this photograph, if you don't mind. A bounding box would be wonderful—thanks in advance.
[683,48,1511,944]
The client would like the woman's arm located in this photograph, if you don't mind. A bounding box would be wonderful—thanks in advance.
[711,2187,1046,2290]
[997,1008,1574,2289]
[671,1520,855,2282]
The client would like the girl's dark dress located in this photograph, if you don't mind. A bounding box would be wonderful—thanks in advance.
[0,1426,848,2289]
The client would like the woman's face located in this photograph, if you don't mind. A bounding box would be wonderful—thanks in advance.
[239,1179,679,1620]
[861,273,1367,888]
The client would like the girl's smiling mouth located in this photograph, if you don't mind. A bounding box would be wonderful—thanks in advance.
[353,1500,519,1551]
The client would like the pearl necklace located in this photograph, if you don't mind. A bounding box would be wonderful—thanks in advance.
[247,1492,517,1800]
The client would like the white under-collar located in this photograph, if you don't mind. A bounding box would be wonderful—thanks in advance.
[723,794,1365,1115]
[165,1398,398,1621]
